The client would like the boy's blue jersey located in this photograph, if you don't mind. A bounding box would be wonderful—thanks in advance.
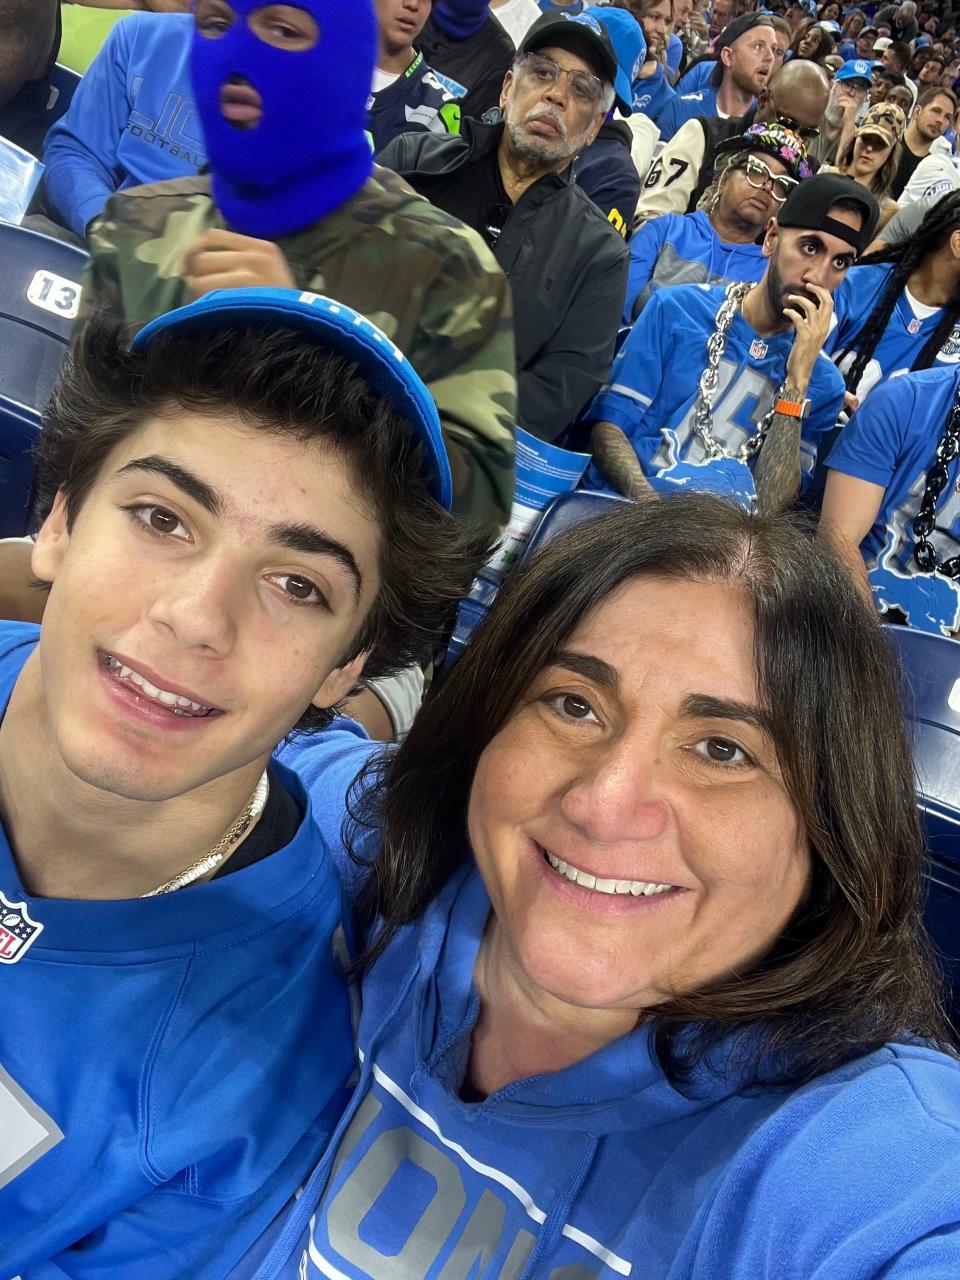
[826,262,960,400]
[0,622,358,1278]
[624,209,767,323]
[656,86,719,139]
[585,282,845,498]
[826,367,960,636]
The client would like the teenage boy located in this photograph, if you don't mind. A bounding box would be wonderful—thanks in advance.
[584,174,878,513]
[0,287,484,1277]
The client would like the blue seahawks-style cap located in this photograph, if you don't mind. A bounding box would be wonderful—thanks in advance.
[834,58,875,82]
[131,288,452,510]
[585,6,646,116]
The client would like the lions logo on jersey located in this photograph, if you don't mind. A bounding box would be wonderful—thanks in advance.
[0,890,43,964]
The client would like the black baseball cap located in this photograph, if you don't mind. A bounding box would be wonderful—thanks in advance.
[714,12,776,53]
[776,172,880,253]
[519,12,619,88]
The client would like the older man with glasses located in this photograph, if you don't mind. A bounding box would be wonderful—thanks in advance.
[379,10,630,443]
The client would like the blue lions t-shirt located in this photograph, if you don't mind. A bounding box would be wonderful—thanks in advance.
[826,263,960,401]
[825,366,960,636]
[585,282,845,501]
[624,209,767,323]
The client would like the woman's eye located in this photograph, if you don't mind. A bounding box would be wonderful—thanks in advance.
[127,504,188,539]
[271,574,328,610]
[693,737,752,768]
[546,692,600,724]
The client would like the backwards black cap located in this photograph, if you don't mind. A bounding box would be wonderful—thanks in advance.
[776,172,880,254]
[714,12,775,52]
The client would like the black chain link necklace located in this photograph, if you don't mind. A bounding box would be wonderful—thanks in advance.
[913,387,960,578]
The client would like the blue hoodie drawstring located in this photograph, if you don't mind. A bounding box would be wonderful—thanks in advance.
[518,1134,601,1280]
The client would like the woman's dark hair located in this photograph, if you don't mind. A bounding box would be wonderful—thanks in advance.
[788,19,834,64]
[33,319,490,731]
[349,494,953,1086]
[839,189,960,393]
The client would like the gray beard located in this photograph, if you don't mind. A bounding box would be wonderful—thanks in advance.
[505,119,576,166]
[824,99,845,128]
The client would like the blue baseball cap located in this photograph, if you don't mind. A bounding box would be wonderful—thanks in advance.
[834,57,874,82]
[131,288,452,510]
[586,6,646,116]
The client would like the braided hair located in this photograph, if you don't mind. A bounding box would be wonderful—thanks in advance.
[838,190,960,393]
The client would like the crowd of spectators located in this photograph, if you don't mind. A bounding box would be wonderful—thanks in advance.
[3,2,960,1277]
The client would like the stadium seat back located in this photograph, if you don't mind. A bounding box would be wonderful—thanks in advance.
[0,222,87,535]
[520,489,629,562]
[47,63,83,125]
[885,626,960,1029]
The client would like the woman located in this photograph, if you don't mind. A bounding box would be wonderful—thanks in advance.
[623,124,811,321]
[816,0,841,22]
[257,493,960,1279]
[789,16,834,64]
[630,0,676,122]
[828,101,905,226]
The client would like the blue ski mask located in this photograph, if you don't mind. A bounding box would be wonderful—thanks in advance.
[191,0,376,238]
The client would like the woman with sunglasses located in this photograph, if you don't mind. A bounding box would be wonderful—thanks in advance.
[623,123,810,323]
[825,101,906,229]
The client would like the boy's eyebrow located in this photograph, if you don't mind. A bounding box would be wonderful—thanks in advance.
[266,523,363,601]
[115,455,363,600]
[115,455,222,516]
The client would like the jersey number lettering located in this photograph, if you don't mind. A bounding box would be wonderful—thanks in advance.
[0,1063,63,1191]
[644,158,689,190]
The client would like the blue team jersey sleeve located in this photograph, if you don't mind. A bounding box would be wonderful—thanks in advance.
[825,375,910,489]
[799,356,846,486]
[622,216,672,324]
[585,287,670,440]
[274,720,388,903]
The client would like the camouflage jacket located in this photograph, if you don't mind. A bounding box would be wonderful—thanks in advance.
[82,168,516,529]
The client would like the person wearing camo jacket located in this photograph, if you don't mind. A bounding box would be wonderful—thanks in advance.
[79,0,516,533]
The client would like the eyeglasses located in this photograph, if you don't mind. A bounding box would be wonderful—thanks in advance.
[838,79,871,100]
[515,52,605,106]
[774,112,820,144]
[741,155,799,202]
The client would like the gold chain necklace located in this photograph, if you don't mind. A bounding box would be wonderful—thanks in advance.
[141,772,270,897]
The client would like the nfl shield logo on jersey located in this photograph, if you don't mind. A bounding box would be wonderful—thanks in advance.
[0,890,43,963]
[750,339,768,359]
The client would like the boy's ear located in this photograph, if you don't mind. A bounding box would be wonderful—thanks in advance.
[311,650,371,711]
[31,491,70,584]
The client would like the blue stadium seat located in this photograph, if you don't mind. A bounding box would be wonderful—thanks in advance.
[520,489,628,561]
[0,222,87,535]
[886,626,960,1028]
[47,64,83,126]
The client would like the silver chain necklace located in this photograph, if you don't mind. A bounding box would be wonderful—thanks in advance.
[692,281,786,464]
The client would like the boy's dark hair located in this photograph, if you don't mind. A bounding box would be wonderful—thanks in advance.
[347,494,954,1088]
[33,319,490,731]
